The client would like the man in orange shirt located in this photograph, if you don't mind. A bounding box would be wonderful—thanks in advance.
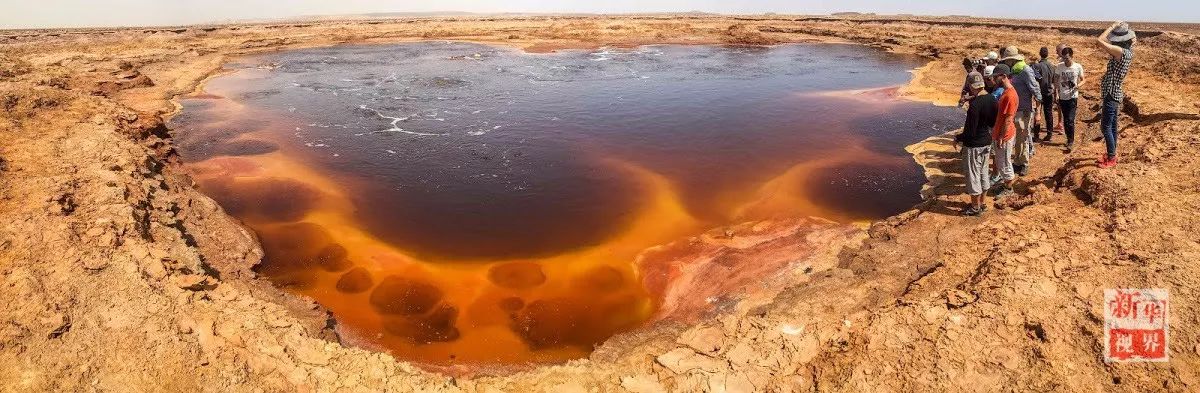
[991,63,1018,198]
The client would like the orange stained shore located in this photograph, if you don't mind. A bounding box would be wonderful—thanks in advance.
[175,78,915,369]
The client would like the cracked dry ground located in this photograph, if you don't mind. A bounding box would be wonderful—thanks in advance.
[2,15,1200,392]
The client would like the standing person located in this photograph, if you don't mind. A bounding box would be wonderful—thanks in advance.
[959,57,980,107]
[985,64,1004,185]
[984,50,1003,82]
[955,72,997,215]
[1096,21,1136,168]
[998,46,1041,176]
[1054,43,1069,132]
[985,66,1005,99]
[1054,47,1085,153]
[990,64,1019,197]
[1032,47,1057,143]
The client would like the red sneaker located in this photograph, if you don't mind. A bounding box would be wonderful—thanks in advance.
[1097,154,1109,165]
[1099,156,1118,168]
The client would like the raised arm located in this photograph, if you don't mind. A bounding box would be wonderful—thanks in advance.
[1096,22,1125,59]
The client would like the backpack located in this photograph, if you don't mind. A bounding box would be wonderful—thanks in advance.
[1035,62,1053,91]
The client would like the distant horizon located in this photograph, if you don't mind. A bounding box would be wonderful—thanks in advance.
[1,1,1196,30]
[4,12,1197,31]
[15,11,1194,31]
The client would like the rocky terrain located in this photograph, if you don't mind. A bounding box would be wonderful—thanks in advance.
[1,14,1199,392]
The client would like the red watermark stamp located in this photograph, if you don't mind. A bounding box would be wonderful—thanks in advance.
[1104,288,1169,362]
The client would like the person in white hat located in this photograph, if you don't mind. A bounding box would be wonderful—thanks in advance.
[983,52,998,92]
[997,46,1042,176]
[1095,21,1136,168]
[983,65,1005,100]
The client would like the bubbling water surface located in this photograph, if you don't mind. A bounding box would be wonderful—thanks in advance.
[171,42,960,368]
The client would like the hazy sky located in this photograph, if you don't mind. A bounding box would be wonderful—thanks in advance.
[1,1,1195,29]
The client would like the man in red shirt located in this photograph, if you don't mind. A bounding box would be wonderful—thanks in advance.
[991,63,1018,198]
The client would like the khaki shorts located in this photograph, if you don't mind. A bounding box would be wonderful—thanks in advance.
[993,137,1015,182]
[1014,110,1035,165]
[962,145,992,196]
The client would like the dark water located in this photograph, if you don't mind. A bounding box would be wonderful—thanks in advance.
[172,42,960,367]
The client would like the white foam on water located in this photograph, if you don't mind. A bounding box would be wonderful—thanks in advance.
[590,47,616,61]
[359,105,447,136]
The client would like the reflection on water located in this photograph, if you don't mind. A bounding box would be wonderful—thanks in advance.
[171,42,960,368]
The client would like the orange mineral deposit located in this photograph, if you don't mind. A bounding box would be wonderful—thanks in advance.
[171,41,959,369]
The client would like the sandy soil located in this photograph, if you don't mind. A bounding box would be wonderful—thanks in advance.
[2,14,1200,392]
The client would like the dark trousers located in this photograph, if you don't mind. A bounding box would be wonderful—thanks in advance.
[1037,94,1054,139]
[1101,96,1120,158]
[1059,98,1078,145]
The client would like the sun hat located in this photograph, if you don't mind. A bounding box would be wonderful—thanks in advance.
[1108,22,1137,43]
[992,63,1012,77]
[984,65,995,76]
[967,72,985,89]
[1000,46,1023,61]
[985,51,999,61]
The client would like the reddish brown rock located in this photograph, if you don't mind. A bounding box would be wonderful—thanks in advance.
[487,262,546,289]
[335,267,373,293]
[369,276,443,315]
[316,244,351,272]
[382,305,460,344]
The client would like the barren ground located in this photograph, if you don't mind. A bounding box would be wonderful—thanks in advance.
[2,14,1200,392]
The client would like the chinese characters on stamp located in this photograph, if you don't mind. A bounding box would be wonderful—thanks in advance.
[1105,288,1169,362]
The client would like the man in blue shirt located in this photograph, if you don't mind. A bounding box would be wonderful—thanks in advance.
[985,66,1005,99]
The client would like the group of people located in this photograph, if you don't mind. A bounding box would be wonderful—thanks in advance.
[953,21,1136,216]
